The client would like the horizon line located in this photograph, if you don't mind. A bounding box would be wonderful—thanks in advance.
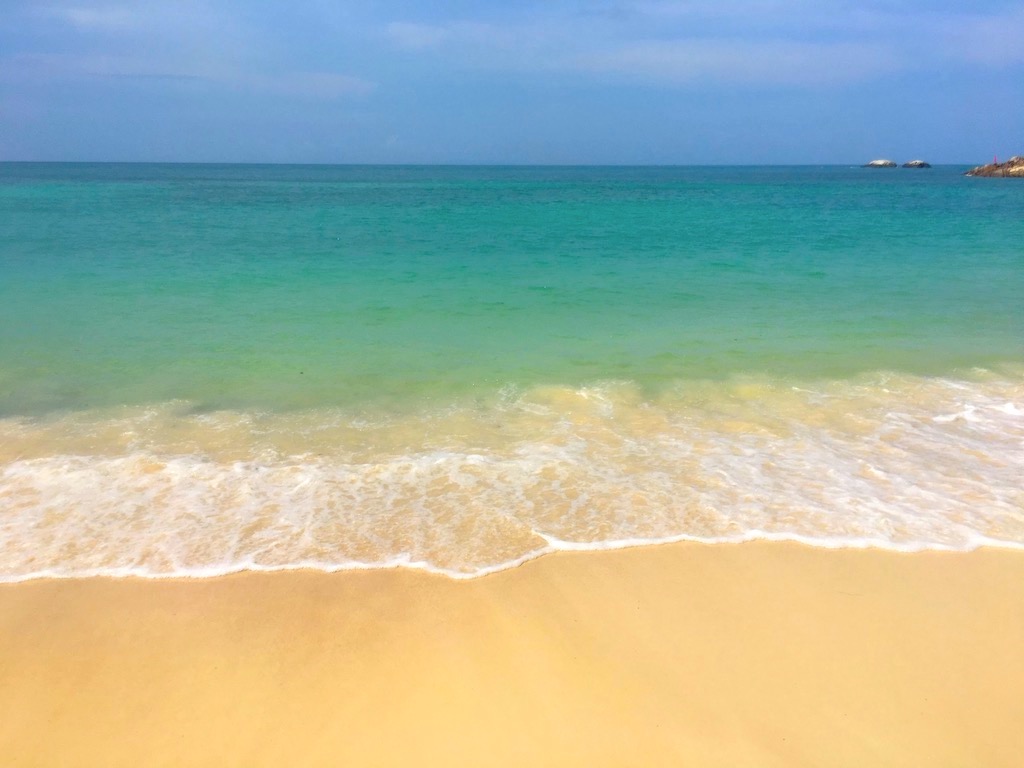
[0,159,984,168]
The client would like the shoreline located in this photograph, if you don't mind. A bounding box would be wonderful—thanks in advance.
[3,532,1024,584]
[2,540,1022,766]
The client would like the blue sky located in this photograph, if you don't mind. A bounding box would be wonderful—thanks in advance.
[2,1,1021,164]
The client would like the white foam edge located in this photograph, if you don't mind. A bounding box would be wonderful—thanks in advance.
[3,530,1023,585]
[534,529,1024,555]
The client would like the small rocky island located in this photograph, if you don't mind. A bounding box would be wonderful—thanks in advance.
[862,158,932,168]
[965,156,1024,177]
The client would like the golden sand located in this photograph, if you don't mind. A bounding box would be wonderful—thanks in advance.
[1,542,1022,767]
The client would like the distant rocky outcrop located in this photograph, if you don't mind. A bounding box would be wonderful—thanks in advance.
[965,156,1024,177]
[863,159,897,168]
[902,160,931,168]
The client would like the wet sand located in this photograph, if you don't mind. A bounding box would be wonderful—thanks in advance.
[1,541,1022,767]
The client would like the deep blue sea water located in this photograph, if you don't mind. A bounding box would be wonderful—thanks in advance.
[1,163,1022,578]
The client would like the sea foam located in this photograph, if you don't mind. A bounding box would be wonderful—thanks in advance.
[2,372,1022,581]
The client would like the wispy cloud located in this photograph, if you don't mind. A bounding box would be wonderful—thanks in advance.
[41,5,143,30]
[572,39,899,85]
[386,22,451,51]
[385,20,545,55]
[3,0,1021,162]
[1,52,211,82]
[249,72,375,99]
[937,8,1024,66]
[381,1,1024,86]
[8,1,374,99]
[34,0,224,35]
[1,52,374,99]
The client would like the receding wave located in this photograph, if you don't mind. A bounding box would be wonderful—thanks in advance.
[2,370,1023,581]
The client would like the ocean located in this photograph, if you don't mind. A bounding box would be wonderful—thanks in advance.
[1,163,1022,579]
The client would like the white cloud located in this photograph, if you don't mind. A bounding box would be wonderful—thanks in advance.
[386,22,450,51]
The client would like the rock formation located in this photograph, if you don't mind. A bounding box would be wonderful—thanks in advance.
[902,160,931,168]
[863,159,897,168]
[965,156,1024,177]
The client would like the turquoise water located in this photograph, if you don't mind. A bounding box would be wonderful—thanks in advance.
[3,163,1021,413]
[1,163,1022,578]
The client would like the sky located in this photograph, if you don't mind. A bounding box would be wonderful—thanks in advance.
[1,1,1022,164]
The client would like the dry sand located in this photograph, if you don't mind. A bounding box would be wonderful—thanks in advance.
[1,541,1022,767]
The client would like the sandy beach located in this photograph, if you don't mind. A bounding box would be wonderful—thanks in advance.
[1,541,1022,767]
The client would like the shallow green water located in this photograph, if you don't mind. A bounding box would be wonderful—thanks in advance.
[2,163,1021,415]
